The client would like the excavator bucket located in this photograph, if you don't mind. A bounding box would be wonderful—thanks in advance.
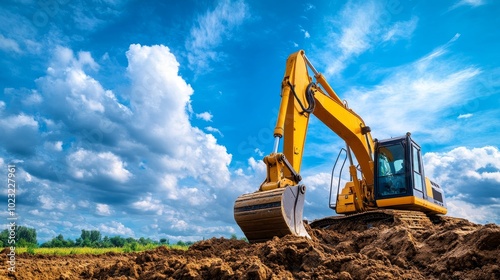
[234,185,310,243]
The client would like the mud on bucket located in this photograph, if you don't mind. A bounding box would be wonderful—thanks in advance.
[233,185,311,243]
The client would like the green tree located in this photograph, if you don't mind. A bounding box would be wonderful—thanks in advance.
[123,241,139,252]
[102,236,112,248]
[0,229,9,246]
[110,236,126,247]
[51,234,64,247]
[40,240,52,248]
[125,237,136,244]
[17,226,37,246]
[0,226,37,247]
[81,230,90,241]
[75,237,83,247]
[64,238,75,247]
[41,234,75,248]
[80,229,101,247]
[82,238,92,247]
[160,238,168,245]
[90,230,101,243]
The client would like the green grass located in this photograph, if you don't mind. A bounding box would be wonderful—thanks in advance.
[16,244,189,256]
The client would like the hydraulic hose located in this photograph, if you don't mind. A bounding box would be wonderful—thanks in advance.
[287,81,315,114]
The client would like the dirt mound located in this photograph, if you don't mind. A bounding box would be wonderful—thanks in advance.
[4,216,499,279]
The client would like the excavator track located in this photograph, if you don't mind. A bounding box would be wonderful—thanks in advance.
[310,209,433,230]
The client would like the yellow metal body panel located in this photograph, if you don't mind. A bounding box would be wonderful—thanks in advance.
[376,196,447,215]
[336,182,357,214]
[425,177,434,199]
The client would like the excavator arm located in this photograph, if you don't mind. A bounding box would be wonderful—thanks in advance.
[276,51,376,207]
[234,50,376,242]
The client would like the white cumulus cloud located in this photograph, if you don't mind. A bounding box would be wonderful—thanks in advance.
[0,113,39,155]
[126,44,232,188]
[131,194,164,215]
[67,149,131,183]
[424,146,500,223]
[96,203,112,216]
[196,112,213,121]
[99,221,134,236]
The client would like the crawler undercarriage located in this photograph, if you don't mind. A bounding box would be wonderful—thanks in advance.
[310,209,435,230]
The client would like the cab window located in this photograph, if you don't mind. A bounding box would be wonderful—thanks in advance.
[412,146,424,192]
[377,143,407,197]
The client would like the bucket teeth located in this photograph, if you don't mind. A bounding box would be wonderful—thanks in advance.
[234,185,310,243]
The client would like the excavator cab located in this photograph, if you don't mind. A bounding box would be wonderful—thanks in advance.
[372,133,446,214]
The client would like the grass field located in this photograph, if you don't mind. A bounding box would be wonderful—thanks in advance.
[16,244,190,255]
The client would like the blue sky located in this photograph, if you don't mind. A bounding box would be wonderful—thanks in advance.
[0,0,499,242]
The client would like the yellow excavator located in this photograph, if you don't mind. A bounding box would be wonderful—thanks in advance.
[234,50,447,243]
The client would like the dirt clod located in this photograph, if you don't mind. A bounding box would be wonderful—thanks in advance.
[3,216,499,279]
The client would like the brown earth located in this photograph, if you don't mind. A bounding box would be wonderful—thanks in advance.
[2,216,499,280]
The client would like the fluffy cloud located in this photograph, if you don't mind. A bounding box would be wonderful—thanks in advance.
[424,146,500,223]
[68,149,131,183]
[0,113,37,128]
[44,141,63,152]
[38,194,68,210]
[34,47,129,150]
[131,194,164,215]
[445,199,498,224]
[99,221,135,236]
[196,112,213,121]
[0,43,237,242]
[0,113,39,155]
[96,203,113,216]
[125,44,232,190]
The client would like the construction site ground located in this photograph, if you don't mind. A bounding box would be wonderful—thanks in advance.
[3,216,499,279]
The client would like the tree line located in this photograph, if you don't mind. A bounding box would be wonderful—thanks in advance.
[0,226,194,248]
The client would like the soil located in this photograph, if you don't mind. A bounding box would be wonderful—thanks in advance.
[2,216,499,280]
